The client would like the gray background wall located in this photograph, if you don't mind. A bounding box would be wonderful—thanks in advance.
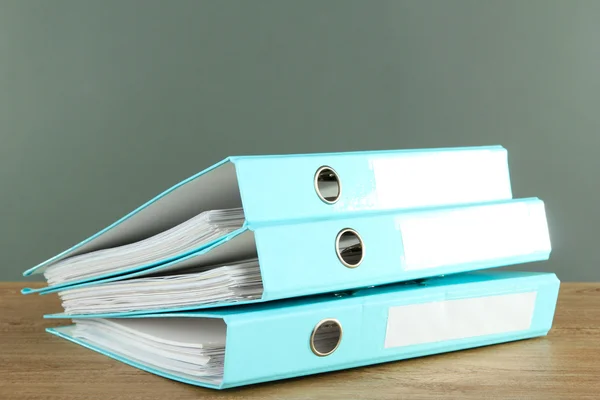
[2,1,598,282]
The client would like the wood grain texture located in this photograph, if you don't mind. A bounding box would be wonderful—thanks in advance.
[1,282,599,400]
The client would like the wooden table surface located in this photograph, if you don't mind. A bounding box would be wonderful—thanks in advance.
[1,282,599,399]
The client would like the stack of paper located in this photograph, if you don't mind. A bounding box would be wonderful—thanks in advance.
[59,260,263,314]
[71,318,226,385]
[23,147,559,389]
[44,208,245,286]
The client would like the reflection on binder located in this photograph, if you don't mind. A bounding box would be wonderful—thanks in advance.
[46,271,560,389]
[44,198,551,318]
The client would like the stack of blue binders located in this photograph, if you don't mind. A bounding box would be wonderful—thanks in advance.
[24,145,558,389]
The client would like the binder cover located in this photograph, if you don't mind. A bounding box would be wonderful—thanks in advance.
[47,271,560,389]
[23,146,512,286]
[41,197,552,317]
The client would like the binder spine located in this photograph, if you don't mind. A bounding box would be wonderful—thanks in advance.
[235,146,512,225]
[257,198,551,301]
[221,273,560,388]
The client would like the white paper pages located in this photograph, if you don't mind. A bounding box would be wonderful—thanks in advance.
[58,259,263,314]
[44,208,245,286]
[72,318,227,385]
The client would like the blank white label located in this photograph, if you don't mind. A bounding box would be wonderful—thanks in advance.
[384,291,537,348]
[398,201,550,271]
[372,150,510,209]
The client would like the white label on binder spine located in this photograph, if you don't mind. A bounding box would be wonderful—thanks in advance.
[384,291,537,348]
[372,150,509,209]
[397,202,549,271]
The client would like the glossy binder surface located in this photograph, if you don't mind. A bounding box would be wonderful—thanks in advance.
[23,146,511,283]
[47,271,560,389]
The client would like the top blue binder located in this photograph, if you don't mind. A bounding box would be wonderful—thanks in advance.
[23,145,512,283]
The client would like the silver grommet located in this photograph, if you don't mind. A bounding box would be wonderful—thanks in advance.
[314,166,341,204]
[310,319,343,357]
[335,228,364,268]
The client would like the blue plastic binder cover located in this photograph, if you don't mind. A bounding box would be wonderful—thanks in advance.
[47,271,560,389]
[41,198,551,317]
[41,197,552,316]
[23,146,512,282]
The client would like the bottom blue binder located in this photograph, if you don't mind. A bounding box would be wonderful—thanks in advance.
[47,271,560,389]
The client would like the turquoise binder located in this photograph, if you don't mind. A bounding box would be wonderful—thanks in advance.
[47,271,560,389]
[42,196,551,318]
[23,145,512,292]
